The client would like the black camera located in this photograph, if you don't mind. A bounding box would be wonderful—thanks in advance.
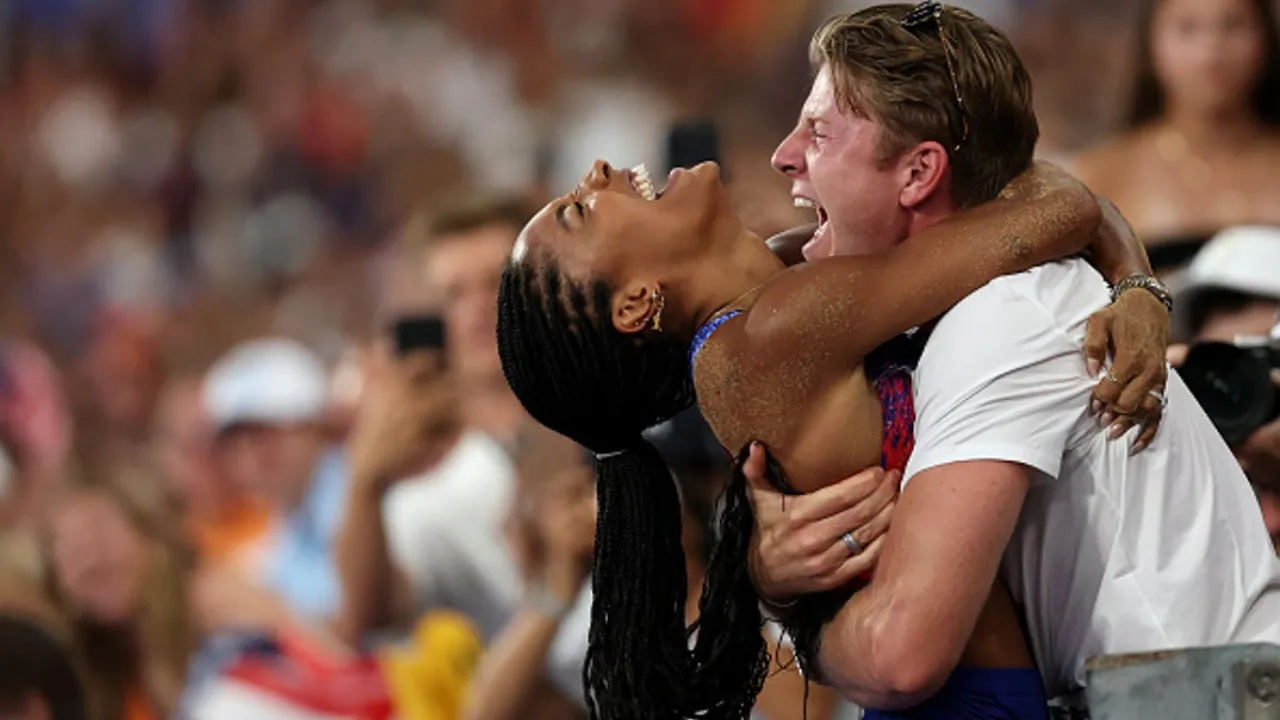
[1181,336,1279,445]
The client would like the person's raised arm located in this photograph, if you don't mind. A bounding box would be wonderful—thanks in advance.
[748,162,1100,363]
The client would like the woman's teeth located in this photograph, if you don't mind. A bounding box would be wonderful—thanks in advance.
[631,164,657,201]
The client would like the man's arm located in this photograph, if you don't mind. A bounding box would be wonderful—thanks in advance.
[334,351,460,643]
[814,461,1031,708]
[752,275,1096,703]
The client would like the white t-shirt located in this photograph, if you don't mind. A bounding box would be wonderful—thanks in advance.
[905,259,1280,697]
[382,432,591,706]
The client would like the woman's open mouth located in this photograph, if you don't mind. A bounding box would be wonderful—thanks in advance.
[629,164,658,201]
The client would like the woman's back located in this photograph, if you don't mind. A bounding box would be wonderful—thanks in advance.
[692,314,888,495]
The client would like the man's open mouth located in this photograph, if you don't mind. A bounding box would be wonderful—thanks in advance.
[794,196,830,256]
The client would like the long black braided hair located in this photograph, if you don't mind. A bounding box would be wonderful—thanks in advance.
[496,256,771,720]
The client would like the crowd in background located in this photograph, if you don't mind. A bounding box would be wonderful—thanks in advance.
[0,0,1278,719]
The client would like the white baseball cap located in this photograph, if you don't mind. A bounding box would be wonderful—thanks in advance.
[203,338,330,433]
[1173,226,1280,338]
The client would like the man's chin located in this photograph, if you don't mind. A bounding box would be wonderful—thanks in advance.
[801,224,834,261]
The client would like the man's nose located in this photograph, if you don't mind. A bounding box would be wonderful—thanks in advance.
[771,131,804,178]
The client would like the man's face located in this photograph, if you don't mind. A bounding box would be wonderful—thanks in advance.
[423,224,515,380]
[215,423,324,509]
[772,66,908,260]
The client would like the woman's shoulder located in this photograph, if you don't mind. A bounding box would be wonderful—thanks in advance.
[1069,130,1151,191]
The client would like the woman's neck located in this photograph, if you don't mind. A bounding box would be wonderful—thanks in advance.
[1160,104,1266,155]
[679,230,787,336]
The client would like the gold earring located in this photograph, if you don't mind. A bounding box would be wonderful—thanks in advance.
[650,288,666,332]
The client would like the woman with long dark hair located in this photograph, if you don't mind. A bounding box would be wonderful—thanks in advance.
[495,156,1167,719]
[1074,0,1280,273]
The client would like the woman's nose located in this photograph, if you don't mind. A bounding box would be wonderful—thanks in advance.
[583,160,613,189]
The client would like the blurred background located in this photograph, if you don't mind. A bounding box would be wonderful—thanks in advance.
[0,0,1277,719]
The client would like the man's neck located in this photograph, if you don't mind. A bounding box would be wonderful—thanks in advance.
[904,198,956,241]
[460,377,527,445]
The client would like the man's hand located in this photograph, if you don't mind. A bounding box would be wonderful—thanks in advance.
[1084,288,1170,454]
[347,348,460,494]
[743,443,897,604]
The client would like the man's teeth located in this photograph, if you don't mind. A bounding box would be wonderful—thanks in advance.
[631,164,657,201]
[794,197,816,210]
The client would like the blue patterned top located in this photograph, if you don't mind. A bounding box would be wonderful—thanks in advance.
[688,310,743,370]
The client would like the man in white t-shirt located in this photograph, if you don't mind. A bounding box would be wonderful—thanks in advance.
[333,196,591,718]
[744,4,1280,712]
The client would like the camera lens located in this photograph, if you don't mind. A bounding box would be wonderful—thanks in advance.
[1181,342,1277,445]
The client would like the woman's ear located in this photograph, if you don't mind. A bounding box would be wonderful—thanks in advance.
[613,281,659,334]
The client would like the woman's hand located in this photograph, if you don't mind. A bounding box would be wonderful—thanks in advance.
[1084,288,1171,454]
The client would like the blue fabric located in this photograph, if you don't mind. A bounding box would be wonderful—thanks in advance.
[688,310,742,368]
[261,447,348,620]
[862,668,1048,720]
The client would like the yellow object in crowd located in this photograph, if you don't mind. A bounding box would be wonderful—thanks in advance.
[382,611,484,720]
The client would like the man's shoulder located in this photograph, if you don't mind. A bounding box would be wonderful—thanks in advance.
[926,259,1106,348]
[914,259,1104,396]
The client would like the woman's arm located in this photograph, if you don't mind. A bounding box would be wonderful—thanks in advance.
[747,162,1100,363]
[1084,196,1154,283]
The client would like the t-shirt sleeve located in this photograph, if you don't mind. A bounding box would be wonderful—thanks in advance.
[904,281,1092,485]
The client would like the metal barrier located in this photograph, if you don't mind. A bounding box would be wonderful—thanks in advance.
[1084,644,1280,720]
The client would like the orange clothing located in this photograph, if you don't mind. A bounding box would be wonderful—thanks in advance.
[123,686,158,720]
[190,500,272,563]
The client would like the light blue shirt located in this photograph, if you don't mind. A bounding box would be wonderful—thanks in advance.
[261,447,348,620]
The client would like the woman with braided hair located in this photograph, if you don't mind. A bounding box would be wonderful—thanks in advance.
[495,158,1167,720]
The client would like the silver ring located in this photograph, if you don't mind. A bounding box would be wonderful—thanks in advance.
[1105,371,1121,384]
[841,532,863,556]
[1148,389,1168,409]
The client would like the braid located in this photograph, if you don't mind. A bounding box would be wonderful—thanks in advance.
[718,444,863,688]
[497,259,770,719]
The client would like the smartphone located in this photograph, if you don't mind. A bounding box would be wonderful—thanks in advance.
[392,315,446,356]
[666,119,722,175]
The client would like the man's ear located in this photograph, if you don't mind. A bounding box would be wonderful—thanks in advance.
[898,141,950,210]
[612,281,658,334]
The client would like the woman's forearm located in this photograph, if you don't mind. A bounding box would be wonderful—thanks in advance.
[1083,196,1154,284]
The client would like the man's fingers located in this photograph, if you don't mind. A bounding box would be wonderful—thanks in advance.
[1082,312,1109,379]
[818,535,885,591]
[845,495,893,552]
[742,443,772,493]
[810,470,897,544]
[790,466,887,524]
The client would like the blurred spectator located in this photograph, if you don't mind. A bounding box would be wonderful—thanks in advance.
[405,196,533,446]
[0,342,73,529]
[335,343,524,645]
[202,338,346,620]
[0,613,86,720]
[462,422,594,720]
[1074,0,1280,274]
[151,377,269,568]
[44,481,361,720]
[44,483,198,720]
[1172,226,1280,552]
